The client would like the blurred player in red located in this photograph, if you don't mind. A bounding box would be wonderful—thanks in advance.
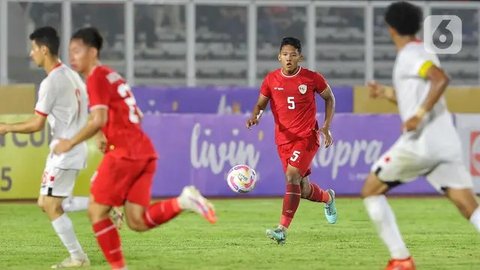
[54,27,216,270]
[246,37,337,244]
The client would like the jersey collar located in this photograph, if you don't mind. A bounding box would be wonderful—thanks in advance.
[280,66,302,78]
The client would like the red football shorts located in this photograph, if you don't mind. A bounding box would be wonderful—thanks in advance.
[277,132,320,177]
[91,153,157,207]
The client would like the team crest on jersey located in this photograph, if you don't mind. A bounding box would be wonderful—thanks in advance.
[298,84,307,94]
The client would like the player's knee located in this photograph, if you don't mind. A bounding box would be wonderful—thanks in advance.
[453,198,476,219]
[37,197,45,212]
[300,182,310,198]
[126,216,148,232]
[87,204,109,223]
[285,172,302,185]
[42,199,63,215]
[361,173,385,198]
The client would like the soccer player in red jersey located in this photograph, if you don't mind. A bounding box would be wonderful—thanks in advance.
[53,27,216,270]
[246,37,337,244]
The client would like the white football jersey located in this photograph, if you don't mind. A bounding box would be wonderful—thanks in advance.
[35,63,88,170]
[393,41,448,121]
[393,41,461,159]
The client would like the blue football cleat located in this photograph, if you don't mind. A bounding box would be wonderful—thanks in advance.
[266,227,287,245]
[324,189,337,224]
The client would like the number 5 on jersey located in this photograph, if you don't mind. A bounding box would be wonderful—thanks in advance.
[290,150,300,162]
[287,96,295,109]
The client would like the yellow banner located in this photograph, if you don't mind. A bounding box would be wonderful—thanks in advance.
[0,115,102,199]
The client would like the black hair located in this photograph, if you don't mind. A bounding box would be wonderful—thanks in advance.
[29,26,60,56]
[280,37,302,53]
[385,1,422,36]
[71,27,103,55]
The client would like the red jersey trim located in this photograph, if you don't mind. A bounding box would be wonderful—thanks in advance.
[90,104,109,111]
[48,62,63,75]
[280,66,302,78]
[35,110,48,117]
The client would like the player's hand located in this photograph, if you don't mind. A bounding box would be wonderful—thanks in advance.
[246,117,259,129]
[403,116,422,132]
[0,123,8,135]
[367,80,386,99]
[53,139,73,155]
[320,126,333,148]
[95,132,107,153]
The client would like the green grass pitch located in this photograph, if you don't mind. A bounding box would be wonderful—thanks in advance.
[0,198,479,270]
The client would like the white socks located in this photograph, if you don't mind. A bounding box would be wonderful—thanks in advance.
[469,206,480,232]
[62,196,89,212]
[364,195,410,259]
[51,213,86,260]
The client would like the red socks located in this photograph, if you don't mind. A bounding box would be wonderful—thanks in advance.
[280,184,301,228]
[93,219,125,269]
[143,198,181,228]
[92,199,181,269]
[307,183,330,203]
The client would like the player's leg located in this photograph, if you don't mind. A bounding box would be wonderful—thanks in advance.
[281,164,304,228]
[361,173,415,269]
[299,177,329,202]
[266,139,317,244]
[39,168,89,268]
[361,142,425,269]
[298,132,332,204]
[88,198,125,269]
[266,164,303,244]
[426,162,480,232]
[123,159,216,232]
[445,188,480,231]
[89,155,129,270]
[61,192,124,229]
[62,195,89,212]
[300,176,336,224]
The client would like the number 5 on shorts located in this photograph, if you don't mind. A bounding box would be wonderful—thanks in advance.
[290,151,300,162]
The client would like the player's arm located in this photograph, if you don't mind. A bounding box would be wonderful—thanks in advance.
[53,108,108,154]
[319,85,335,148]
[367,80,397,104]
[95,130,107,153]
[417,63,449,117]
[246,94,269,129]
[0,113,46,135]
[403,62,449,132]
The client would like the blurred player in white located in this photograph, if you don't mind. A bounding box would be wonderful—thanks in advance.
[361,2,480,270]
[0,27,90,268]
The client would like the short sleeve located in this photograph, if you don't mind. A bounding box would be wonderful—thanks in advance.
[417,60,435,79]
[34,79,56,116]
[314,72,328,94]
[407,50,439,79]
[259,75,271,98]
[87,71,111,110]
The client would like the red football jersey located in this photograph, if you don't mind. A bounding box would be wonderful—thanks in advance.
[260,67,328,145]
[87,65,156,159]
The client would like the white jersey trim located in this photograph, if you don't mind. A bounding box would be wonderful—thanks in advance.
[280,67,302,78]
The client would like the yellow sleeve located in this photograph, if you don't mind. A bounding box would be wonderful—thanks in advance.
[418,60,434,79]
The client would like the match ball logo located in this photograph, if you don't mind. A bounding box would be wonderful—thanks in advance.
[298,84,307,94]
[470,131,480,176]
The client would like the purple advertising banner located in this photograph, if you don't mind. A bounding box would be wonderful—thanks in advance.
[132,86,354,114]
[142,113,436,197]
